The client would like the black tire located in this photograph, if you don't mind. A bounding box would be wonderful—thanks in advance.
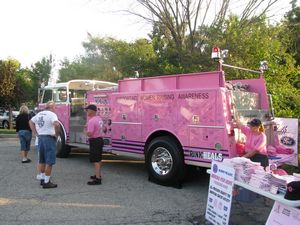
[3,121,9,129]
[56,128,70,158]
[145,136,185,185]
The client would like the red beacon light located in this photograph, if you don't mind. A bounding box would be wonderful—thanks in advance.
[211,47,221,60]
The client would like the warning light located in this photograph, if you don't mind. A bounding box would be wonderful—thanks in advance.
[211,47,221,59]
[213,47,220,52]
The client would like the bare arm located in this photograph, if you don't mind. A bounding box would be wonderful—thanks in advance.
[16,116,19,132]
[29,120,37,136]
[243,150,258,158]
[86,131,92,138]
[54,121,60,138]
[235,117,242,129]
[84,124,93,138]
[243,134,266,158]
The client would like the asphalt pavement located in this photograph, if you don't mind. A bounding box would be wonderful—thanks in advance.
[0,137,273,225]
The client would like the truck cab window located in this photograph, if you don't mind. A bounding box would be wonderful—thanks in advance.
[70,90,86,116]
[53,88,68,103]
[42,89,53,103]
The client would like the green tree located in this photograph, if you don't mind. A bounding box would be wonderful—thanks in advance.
[30,55,53,88]
[0,58,45,110]
[282,0,300,66]
[150,21,210,74]
[201,14,300,118]
[16,68,37,107]
[120,0,280,73]
[0,58,29,128]
[0,59,21,108]
[59,56,119,82]
[29,55,53,103]
[82,36,158,77]
[59,36,158,81]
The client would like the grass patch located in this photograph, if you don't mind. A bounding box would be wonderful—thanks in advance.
[0,129,16,134]
[282,158,300,174]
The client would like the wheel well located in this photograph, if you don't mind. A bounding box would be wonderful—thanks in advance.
[58,120,67,139]
[144,131,182,153]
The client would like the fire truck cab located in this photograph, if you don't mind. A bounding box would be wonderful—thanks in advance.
[39,80,117,157]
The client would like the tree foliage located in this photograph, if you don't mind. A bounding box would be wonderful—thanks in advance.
[59,36,158,81]
[0,59,21,108]
[30,55,53,88]
[121,0,280,71]
[0,59,19,96]
[0,55,53,110]
[0,0,293,121]
[281,0,300,66]
[59,1,299,120]
[200,14,300,118]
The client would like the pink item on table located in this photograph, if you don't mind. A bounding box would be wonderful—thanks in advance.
[267,145,277,156]
[276,145,293,154]
[273,169,288,176]
[236,143,245,156]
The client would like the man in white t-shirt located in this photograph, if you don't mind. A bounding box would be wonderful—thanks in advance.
[29,101,60,189]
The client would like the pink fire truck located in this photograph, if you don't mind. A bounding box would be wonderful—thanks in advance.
[39,48,273,185]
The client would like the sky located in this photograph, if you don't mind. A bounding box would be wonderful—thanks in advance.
[0,0,296,69]
[0,0,151,68]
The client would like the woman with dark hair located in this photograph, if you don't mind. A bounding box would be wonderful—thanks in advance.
[237,118,269,168]
[234,118,270,204]
[237,119,269,167]
[16,105,32,163]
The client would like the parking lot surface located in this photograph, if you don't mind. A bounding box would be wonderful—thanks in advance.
[0,138,272,225]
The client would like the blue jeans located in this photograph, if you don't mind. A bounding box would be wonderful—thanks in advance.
[18,130,32,151]
[38,135,56,165]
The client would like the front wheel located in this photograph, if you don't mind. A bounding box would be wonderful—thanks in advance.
[56,128,70,158]
[145,136,185,185]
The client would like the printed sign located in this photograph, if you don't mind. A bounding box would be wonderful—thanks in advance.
[205,161,235,225]
[266,201,300,225]
[269,118,298,167]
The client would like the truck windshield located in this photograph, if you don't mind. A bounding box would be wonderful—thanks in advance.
[42,88,68,103]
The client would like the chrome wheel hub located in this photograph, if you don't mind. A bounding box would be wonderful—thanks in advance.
[56,135,62,151]
[151,147,173,175]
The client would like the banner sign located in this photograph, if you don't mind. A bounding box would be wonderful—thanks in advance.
[269,118,299,167]
[266,201,300,225]
[205,161,235,225]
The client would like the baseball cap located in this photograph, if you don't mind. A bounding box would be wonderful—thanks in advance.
[284,181,300,200]
[84,104,97,111]
[247,118,262,127]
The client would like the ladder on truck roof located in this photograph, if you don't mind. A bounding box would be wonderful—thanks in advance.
[44,80,118,91]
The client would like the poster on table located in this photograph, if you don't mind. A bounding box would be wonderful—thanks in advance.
[268,118,298,167]
[205,161,235,225]
[266,201,300,225]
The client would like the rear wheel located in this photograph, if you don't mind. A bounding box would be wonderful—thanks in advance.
[56,128,70,158]
[145,136,185,185]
